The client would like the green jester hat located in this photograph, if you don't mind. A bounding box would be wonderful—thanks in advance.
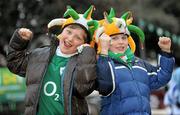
[48,5,99,43]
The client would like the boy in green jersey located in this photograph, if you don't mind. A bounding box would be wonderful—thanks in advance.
[7,5,98,115]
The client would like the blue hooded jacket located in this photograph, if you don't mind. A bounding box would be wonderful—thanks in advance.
[96,52,175,115]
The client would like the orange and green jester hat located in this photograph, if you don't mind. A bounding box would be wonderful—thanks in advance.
[94,8,145,54]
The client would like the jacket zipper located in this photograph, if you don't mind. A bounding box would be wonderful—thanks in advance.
[129,66,143,111]
[34,46,56,114]
[68,64,77,115]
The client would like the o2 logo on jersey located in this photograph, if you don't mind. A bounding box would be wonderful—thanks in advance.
[44,81,59,101]
[60,67,65,76]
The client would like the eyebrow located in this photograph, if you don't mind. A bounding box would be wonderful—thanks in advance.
[79,32,87,41]
[67,27,87,41]
[77,35,83,40]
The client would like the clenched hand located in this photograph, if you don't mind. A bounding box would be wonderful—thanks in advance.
[18,28,33,40]
[158,37,171,53]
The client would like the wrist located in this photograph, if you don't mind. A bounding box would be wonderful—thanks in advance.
[100,49,108,55]
[161,49,171,53]
[160,50,173,58]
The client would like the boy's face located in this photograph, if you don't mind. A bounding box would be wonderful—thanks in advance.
[58,26,87,54]
[109,34,128,54]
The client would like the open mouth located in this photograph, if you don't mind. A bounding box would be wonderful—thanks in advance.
[116,46,125,51]
[64,40,72,48]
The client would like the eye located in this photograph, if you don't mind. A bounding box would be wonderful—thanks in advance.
[111,36,119,40]
[75,35,84,41]
[121,36,127,40]
[66,29,71,34]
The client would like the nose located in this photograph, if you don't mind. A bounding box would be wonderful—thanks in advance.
[67,34,73,41]
[117,38,123,44]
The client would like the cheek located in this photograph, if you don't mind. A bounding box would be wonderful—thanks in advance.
[125,41,129,47]
[59,33,65,40]
[110,40,117,46]
[73,41,84,48]
[59,38,64,45]
[109,45,116,51]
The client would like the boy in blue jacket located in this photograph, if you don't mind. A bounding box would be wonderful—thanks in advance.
[95,9,175,115]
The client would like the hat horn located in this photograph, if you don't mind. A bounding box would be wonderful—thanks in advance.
[128,25,145,43]
[63,6,80,20]
[83,5,95,19]
[47,18,66,28]
[104,12,113,23]
[108,8,115,18]
[87,20,99,39]
[95,27,104,43]
[121,11,132,21]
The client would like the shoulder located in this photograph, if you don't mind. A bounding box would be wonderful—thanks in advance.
[77,46,96,64]
[78,46,96,58]
[134,57,156,72]
[30,46,51,56]
[133,57,146,67]
[81,46,96,55]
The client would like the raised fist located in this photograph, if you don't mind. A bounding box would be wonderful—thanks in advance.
[99,33,111,55]
[158,36,171,53]
[18,28,33,40]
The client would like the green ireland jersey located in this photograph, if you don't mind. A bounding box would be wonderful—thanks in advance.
[37,54,69,115]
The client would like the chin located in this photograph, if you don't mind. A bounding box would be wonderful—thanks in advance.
[60,48,68,54]
[62,50,71,54]
[121,51,126,53]
[63,50,76,54]
[116,51,125,54]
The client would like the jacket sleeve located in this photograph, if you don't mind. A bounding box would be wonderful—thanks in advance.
[96,56,114,96]
[145,51,175,90]
[7,29,30,77]
[73,47,97,98]
[164,82,176,106]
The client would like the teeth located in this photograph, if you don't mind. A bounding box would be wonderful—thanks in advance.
[64,41,72,47]
[117,46,124,51]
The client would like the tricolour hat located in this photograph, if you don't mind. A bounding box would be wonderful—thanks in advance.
[48,5,99,43]
[95,8,145,53]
